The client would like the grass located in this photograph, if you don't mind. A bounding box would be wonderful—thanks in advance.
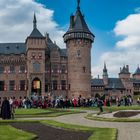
[15,108,84,118]
[74,105,140,113]
[42,120,117,140]
[0,125,36,140]
[86,113,140,122]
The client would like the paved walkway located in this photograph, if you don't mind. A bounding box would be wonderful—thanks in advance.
[18,110,140,140]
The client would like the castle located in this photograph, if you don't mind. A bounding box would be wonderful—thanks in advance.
[0,0,94,99]
[92,64,140,99]
[0,0,139,100]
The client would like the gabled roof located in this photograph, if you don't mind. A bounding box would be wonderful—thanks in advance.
[0,43,26,54]
[91,79,104,86]
[105,78,125,90]
[134,66,140,75]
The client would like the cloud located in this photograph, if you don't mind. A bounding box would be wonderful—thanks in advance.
[0,0,65,47]
[92,12,140,78]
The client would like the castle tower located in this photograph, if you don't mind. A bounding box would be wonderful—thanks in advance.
[103,62,108,85]
[26,14,46,97]
[63,0,95,98]
[119,65,130,80]
[133,66,140,80]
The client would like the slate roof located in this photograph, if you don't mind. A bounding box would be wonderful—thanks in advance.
[105,78,125,90]
[132,79,140,84]
[119,66,130,74]
[60,49,67,57]
[65,7,93,35]
[0,43,26,54]
[134,67,140,75]
[29,28,44,38]
[91,79,104,86]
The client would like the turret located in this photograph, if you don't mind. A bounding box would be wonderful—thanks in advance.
[63,0,95,98]
[133,65,140,80]
[103,62,108,85]
[119,65,130,79]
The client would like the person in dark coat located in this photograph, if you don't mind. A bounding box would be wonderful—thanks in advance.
[1,97,11,119]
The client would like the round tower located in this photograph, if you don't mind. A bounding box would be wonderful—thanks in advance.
[63,0,95,98]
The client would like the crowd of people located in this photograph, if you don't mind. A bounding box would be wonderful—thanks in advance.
[0,95,139,120]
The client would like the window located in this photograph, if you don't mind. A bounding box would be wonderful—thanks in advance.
[52,64,58,73]
[0,81,4,91]
[0,66,4,74]
[83,67,86,73]
[45,80,49,92]
[20,65,26,73]
[20,80,25,91]
[32,52,35,59]
[9,80,15,91]
[61,65,66,74]
[61,80,66,90]
[52,80,57,90]
[33,62,40,72]
[10,66,15,73]
[77,50,80,58]
[45,64,50,72]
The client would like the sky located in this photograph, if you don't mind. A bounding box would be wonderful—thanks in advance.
[0,0,140,78]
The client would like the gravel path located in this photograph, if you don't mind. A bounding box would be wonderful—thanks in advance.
[48,111,140,140]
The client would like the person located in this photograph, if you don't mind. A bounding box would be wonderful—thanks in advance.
[1,97,11,119]
[97,98,104,113]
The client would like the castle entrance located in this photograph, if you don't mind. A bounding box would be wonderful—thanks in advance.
[31,78,41,96]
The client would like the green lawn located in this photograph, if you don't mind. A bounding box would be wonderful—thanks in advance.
[74,105,140,113]
[42,120,117,140]
[0,125,36,140]
[15,108,84,118]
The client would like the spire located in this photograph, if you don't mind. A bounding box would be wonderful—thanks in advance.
[103,62,108,77]
[77,0,80,9]
[104,62,107,70]
[33,13,37,29]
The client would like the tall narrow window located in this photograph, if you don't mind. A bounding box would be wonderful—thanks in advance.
[20,80,25,91]
[0,66,4,74]
[83,66,86,73]
[61,65,66,74]
[0,81,4,91]
[52,80,57,90]
[9,80,15,91]
[61,80,66,90]
[10,66,15,73]
[45,80,48,92]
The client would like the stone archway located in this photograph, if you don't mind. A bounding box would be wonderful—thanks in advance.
[31,77,42,96]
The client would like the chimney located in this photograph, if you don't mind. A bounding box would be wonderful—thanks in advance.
[120,67,122,72]
[126,65,129,72]
[98,75,99,79]
[70,15,74,28]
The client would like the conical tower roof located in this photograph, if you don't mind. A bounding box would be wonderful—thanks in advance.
[63,0,94,42]
[134,66,140,75]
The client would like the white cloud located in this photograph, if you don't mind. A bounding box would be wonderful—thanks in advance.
[0,0,65,48]
[92,12,140,78]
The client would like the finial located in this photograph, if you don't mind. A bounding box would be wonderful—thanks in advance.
[33,13,37,29]
[77,0,80,9]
